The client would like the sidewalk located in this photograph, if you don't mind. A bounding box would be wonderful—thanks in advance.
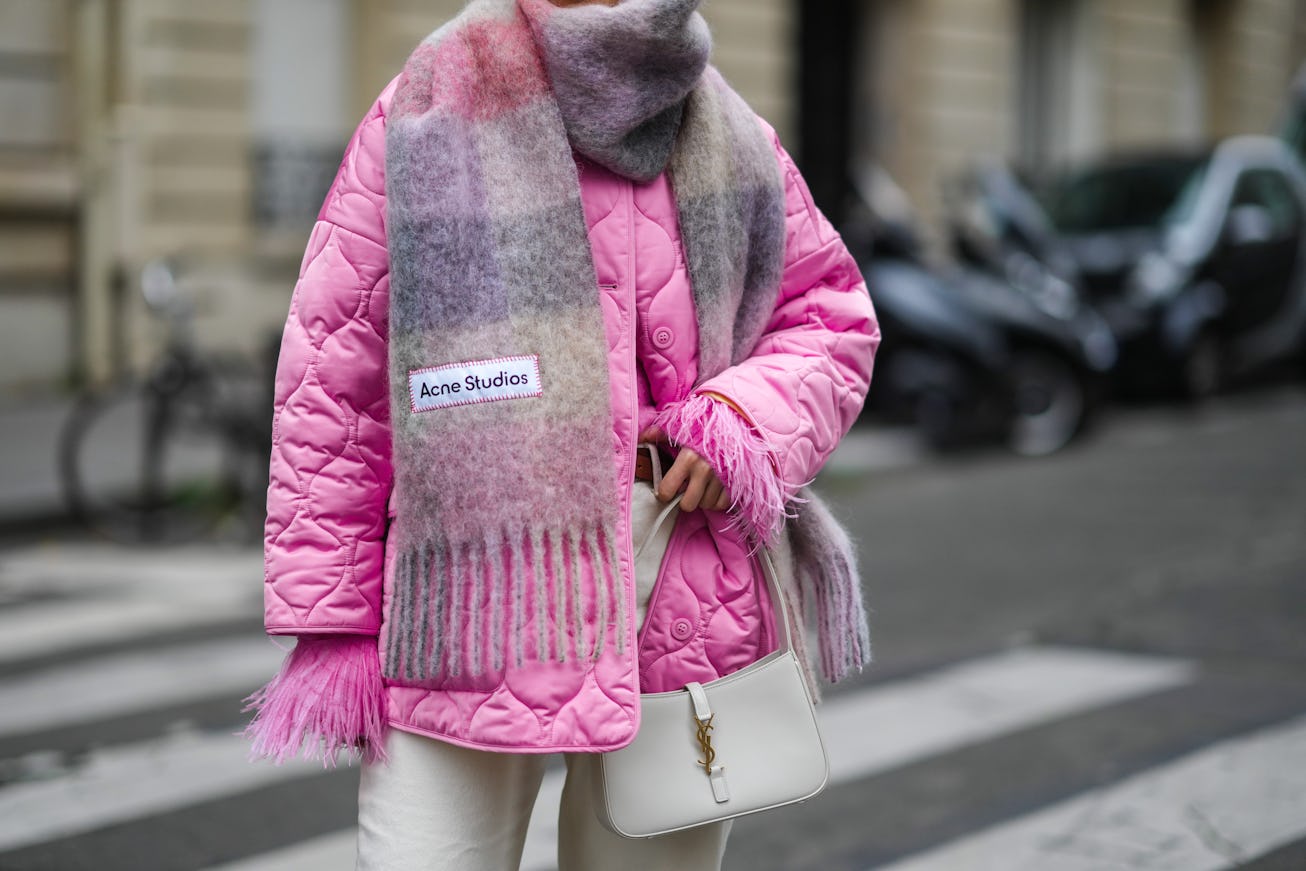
[0,396,75,529]
[0,392,928,534]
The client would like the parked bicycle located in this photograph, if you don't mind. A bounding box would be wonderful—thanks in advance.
[59,258,277,544]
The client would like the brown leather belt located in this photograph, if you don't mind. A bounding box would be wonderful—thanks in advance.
[634,445,672,483]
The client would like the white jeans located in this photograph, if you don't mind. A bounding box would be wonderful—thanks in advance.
[356,474,732,871]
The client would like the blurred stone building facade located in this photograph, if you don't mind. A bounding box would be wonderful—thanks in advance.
[856,0,1306,238]
[0,0,792,393]
[0,0,1300,394]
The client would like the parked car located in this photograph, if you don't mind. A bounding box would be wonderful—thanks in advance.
[846,168,1116,456]
[1040,137,1306,397]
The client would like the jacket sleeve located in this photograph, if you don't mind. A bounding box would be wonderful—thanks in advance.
[688,121,880,532]
[262,82,397,636]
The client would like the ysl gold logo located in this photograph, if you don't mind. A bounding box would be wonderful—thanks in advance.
[694,715,716,775]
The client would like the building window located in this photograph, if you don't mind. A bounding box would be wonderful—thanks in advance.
[250,0,352,234]
[1017,0,1095,172]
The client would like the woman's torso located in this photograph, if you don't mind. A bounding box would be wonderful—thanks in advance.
[377,143,777,753]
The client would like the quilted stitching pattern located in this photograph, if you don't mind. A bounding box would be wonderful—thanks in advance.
[264,82,397,636]
[262,83,878,749]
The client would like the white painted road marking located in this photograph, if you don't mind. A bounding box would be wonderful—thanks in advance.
[821,645,1197,783]
[0,597,260,664]
[0,542,262,663]
[0,636,288,738]
[0,730,322,852]
[203,646,1197,871]
[873,713,1306,871]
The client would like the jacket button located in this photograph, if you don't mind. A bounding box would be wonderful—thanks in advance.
[671,618,693,641]
[652,327,674,349]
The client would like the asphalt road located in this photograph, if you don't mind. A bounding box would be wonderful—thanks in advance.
[1,383,1303,870]
[725,385,1306,870]
[830,385,1306,678]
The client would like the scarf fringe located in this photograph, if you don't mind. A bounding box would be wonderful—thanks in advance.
[775,571,823,703]
[381,482,870,688]
[241,635,388,767]
[384,520,624,683]
[789,487,872,683]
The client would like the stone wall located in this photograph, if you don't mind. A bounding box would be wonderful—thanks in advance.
[0,0,75,392]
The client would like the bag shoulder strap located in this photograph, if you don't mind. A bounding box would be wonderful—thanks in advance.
[632,450,795,657]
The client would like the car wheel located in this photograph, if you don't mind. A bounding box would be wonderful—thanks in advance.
[1180,330,1224,400]
[915,388,965,451]
[1006,350,1086,457]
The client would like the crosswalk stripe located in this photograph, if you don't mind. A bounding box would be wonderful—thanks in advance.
[0,730,322,852]
[202,645,1196,871]
[0,635,286,738]
[871,713,1306,871]
[0,543,263,595]
[820,645,1196,782]
[0,543,261,664]
[0,598,259,665]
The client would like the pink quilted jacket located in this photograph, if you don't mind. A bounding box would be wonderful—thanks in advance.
[255,77,879,757]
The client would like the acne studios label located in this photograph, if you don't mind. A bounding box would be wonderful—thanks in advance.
[408,355,542,412]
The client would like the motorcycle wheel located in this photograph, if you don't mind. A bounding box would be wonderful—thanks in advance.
[1006,349,1086,457]
[1180,330,1224,400]
[915,388,966,451]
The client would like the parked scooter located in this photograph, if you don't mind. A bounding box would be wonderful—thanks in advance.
[846,167,1116,456]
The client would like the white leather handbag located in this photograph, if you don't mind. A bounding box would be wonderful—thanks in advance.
[592,477,829,838]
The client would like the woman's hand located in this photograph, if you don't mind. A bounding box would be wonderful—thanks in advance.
[659,447,732,511]
[640,389,755,513]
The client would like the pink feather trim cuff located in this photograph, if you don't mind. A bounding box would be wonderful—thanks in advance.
[652,391,791,547]
[242,634,388,767]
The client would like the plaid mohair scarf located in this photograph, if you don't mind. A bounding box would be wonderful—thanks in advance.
[382,0,792,683]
